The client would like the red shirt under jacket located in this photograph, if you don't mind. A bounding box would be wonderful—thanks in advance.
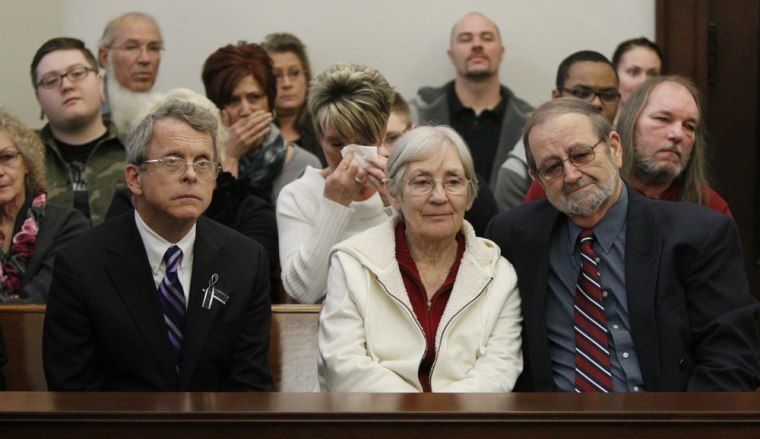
[394,222,465,392]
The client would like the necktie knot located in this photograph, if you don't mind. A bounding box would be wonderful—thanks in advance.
[164,246,183,271]
[579,228,595,245]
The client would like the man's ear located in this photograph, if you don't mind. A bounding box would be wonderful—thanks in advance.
[125,164,143,196]
[608,131,624,169]
[98,47,109,70]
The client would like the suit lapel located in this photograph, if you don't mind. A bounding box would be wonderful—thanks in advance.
[105,214,179,388]
[514,203,561,390]
[624,188,662,390]
[179,218,224,389]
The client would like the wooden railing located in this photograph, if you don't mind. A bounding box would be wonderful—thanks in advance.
[0,392,759,437]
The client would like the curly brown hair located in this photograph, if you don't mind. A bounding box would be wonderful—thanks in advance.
[0,106,47,192]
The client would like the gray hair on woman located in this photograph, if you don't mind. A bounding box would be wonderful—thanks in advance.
[126,96,220,165]
[385,125,478,200]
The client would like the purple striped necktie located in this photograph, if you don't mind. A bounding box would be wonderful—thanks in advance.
[574,229,612,392]
[157,245,185,374]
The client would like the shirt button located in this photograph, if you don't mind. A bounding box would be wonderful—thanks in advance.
[595,257,601,263]
[602,290,608,298]
[623,352,629,359]
[633,386,640,392]
[612,324,619,330]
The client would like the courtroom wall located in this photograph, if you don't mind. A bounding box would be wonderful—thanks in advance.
[0,0,655,128]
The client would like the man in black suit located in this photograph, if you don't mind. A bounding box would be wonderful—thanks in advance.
[485,98,760,392]
[43,95,272,391]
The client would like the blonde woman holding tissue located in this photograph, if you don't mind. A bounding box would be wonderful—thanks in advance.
[276,64,394,303]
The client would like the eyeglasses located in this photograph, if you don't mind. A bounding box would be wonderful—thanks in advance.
[108,42,164,58]
[142,157,220,181]
[274,69,303,82]
[0,151,21,167]
[406,176,471,195]
[37,66,97,89]
[560,87,621,103]
[537,139,604,180]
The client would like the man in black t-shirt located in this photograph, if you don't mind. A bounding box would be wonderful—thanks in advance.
[410,12,533,191]
[31,37,125,225]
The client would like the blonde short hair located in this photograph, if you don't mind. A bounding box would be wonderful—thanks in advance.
[308,63,393,145]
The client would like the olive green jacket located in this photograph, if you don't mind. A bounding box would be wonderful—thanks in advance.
[38,122,126,225]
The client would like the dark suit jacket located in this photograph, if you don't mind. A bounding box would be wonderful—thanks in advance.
[43,213,273,391]
[485,184,760,391]
[19,203,90,303]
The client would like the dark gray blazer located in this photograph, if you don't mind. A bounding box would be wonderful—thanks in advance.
[485,183,760,391]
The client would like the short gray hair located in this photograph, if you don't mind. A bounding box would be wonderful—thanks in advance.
[98,11,162,51]
[126,97,219,165]
[385,125,478,200]
[523,98,612,173]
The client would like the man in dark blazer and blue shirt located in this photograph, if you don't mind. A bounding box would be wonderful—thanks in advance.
[43,95,272,391]
[485,98,760,392]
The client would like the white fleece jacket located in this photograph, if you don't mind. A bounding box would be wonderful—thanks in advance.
[318,215,523,392]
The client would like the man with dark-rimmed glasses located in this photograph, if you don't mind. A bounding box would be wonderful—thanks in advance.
[495,50,619,211]
[44,94,273,392]
[486,98,760,392]
[31,37,126,225]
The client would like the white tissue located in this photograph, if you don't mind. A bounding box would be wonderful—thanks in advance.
[341,144,377,168]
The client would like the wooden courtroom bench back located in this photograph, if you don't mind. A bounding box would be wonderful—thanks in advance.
[0,304,320,392]
[0,305,46,391]
[269,304,320,392]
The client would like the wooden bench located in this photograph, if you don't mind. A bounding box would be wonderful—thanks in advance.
[0,304,320,392]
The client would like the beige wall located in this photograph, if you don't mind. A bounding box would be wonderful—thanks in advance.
[0,0,655,128]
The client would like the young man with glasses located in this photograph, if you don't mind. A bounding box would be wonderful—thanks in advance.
[97,12,163,140]
[44,95,273,392]
[494,50,619,211]
[485,98,760,392]
[31,37,125,225]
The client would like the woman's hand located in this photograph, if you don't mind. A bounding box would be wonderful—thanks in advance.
[222,109,273,173]
[323,151,368,207]
[364,153,390,206]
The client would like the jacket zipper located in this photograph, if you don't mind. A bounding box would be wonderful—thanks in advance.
[428,275,493,385]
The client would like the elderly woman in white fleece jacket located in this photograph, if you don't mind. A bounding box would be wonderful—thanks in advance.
[318,126,523,392]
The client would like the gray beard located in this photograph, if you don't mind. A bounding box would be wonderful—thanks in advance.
[632,150,685,185]
[550,159,620,217]
[106,73,154,141]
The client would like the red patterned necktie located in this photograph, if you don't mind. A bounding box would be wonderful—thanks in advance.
[574,229,612,392]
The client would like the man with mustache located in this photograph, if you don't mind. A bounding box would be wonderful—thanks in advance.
[617,75,730,214]
[43,94,273,391]
[495,50,620,211]
[410,12,533,191]
[98,12,163,141]
[523,75,730,215]
[31,37,126,225]
[485,98,760,392]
